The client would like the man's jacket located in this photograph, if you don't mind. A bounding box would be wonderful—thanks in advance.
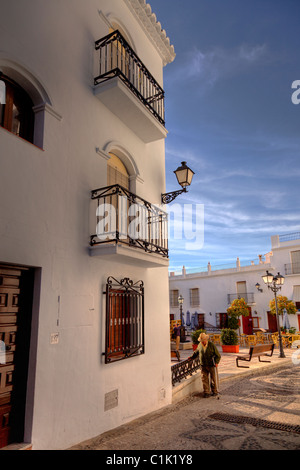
[191,341,221,367]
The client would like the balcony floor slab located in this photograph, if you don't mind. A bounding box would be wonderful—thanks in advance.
[94,77,167,143]
[89,242,169,268]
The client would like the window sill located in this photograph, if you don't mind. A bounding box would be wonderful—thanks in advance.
[0,125,44,151]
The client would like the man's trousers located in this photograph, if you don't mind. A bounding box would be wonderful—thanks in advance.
[201,366,218,395]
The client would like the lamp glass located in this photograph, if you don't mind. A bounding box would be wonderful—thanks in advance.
[262,271,274,285]
[174,162,194,188]
[178,295,184,305]
[275,273,285,286]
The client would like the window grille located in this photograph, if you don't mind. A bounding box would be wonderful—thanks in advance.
[170,289,179,307]
[189,288,200,307]
[104,277,144,364]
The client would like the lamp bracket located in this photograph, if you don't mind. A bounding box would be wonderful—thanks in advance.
[267,284,281,293]
[161,188,187,204]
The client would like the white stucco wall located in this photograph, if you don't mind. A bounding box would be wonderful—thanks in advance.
[0,0,172,450]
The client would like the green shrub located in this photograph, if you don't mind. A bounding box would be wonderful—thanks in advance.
[190,328,206,345]
[228,316,239,330]
[221,328,239,345]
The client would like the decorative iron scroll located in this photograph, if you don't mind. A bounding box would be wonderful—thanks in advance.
[171,356,201,386]
[104,276,144,364]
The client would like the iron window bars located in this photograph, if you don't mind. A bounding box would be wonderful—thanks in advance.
[104,276,144,364]
[90,184,169,258]
[94,30,165,126]
[284,262,300,275]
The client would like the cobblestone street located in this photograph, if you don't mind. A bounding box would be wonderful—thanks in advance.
[72,360,300,451]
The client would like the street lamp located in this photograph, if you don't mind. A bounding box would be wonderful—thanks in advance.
[162,162,195,204]
[262,270,286,358]
[178,294,186,342]
[255,282,263,293]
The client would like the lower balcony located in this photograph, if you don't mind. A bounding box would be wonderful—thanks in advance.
[227,293,255,305]
[89,184,169,268]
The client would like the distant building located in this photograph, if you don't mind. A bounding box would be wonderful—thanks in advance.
[0,0,175,450]
[169,233,300,334]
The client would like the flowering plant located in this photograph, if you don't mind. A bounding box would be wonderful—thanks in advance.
[269,295,297,315]
[227,298,250,318]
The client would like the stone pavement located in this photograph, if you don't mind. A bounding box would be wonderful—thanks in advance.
[71,345,300,451]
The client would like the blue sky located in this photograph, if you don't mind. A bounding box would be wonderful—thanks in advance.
[149,0,300,272]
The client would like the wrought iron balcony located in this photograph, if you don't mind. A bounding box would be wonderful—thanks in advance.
[90,184,168,260]
[284,262,300,275]
[94,31,166,142]
[227,293,255,304]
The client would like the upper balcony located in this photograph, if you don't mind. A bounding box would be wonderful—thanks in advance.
[89,184,169,268]
[94,30,167,143]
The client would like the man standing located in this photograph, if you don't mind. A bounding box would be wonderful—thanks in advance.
[173,322,181,352]
[189,332,221,397]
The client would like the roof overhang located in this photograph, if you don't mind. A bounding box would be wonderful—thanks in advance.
[124,0,176,66]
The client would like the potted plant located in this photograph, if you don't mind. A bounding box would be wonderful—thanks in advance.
[227,298,250,336]
[227,315,239,331]
[221,328,239,353]
[190,329,206,350]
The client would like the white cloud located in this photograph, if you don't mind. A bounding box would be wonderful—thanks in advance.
[169,43,268,90]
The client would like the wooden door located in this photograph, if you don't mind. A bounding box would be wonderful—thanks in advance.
[216,313,228,329]
[0,265,33,448]
[195,314,205,330]
[242,308,253,334]
[267,311,278,332]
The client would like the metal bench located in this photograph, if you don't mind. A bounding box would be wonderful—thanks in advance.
[236,343,274,368]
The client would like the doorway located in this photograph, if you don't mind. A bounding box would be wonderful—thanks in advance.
[0,264,34,448]
[242,308,253,334]
[267,311,278,332]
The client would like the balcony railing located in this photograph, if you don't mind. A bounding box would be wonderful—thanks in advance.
[279,232,300,242]
[284,262,300,275]
[171,356,201,386]
[227,293,255,304]
[90,184,168,258]
[94,30,165,126]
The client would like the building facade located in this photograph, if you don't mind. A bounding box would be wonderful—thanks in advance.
[169,233,300,334]
[0,0,175,450]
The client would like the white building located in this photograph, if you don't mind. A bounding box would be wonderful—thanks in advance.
[0,0,175,450]
[169,233,300,334]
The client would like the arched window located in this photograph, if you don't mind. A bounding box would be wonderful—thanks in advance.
[0,75,34,143]
[107,152,130,190]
